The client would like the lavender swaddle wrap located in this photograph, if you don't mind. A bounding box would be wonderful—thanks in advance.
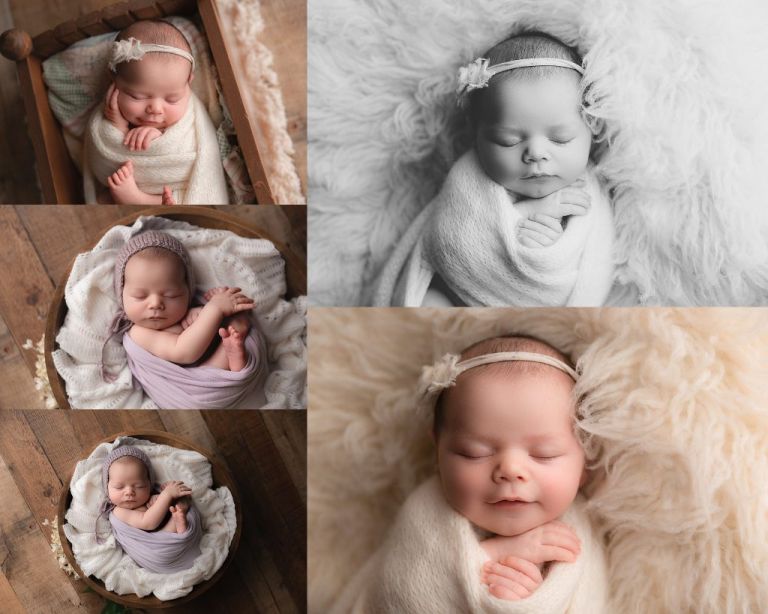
[123,324,268,409]
[109,505,203,574]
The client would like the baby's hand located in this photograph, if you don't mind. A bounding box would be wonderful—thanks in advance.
[516,179,591,220]
[204,287,255,317]
[181,306,204,329]
[104,83,129,133]
[161,480,192,499]
[482,556,543,601]
[518,214,564,248]
[483,520,581,565]
[124,126,163,151]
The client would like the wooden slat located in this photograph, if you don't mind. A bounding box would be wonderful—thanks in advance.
[14,205,136,284]
[262,411,307,504]
[0,421,95,612]
[197,0,274,204]
[156,410,219,452]
[0,207,54,377]
[15,54,82,202]
[0,313,39,409]
[202,410,306,610]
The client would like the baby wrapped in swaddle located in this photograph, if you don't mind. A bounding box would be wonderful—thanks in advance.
[374,32,614,306]
[333,336,608,613]
[98,444,202,574]
[102,229,268,409]
[83,19,228,205]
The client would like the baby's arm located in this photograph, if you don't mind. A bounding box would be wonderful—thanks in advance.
[112,481,191,530]
[180,306,204,330]
[103,84,130,135]
[129,287,254,364]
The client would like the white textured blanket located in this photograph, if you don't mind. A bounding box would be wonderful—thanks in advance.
[373,150,613,306]
[332,476,607,614]
[63,436,237,601]
[52,215,307,409]
[83,93,228,204]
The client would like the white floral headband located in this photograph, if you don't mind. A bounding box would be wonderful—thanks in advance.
[109,37,195,73]
[457,57,585,100]
[416,351,578,419]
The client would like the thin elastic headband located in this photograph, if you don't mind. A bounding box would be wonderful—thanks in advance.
[109,37,195,73]
[457,57,584,97]
[454,351,578,381]
[416,350,578,419]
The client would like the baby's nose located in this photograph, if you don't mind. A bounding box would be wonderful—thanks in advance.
[146,99,162,114]
[523,137,550,162]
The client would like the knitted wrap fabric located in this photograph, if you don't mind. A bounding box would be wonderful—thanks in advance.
[101,230,195,381]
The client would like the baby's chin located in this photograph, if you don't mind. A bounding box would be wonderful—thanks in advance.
[135,317,182,330]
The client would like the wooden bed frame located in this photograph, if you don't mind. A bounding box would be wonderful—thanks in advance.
[57,429,243,608]
[0,0,277,204]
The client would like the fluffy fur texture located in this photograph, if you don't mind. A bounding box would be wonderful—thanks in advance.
[331,478,607,614]
[308,308,768,613]
[372,151,613,306]
[309,0,768,305]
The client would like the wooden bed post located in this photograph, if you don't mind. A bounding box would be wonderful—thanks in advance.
[1,29,84,204]
[197,0,277,205]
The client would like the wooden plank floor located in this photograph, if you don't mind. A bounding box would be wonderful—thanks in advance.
[0,0,306,203]
[0,204,306,409]
[0,409,306,613]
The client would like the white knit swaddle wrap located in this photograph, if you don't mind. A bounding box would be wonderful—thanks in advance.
[83,93,228,204]
[332,476,608,614]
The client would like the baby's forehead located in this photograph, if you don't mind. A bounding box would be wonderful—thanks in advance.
[480,73,583,125]
[109,456,147,477]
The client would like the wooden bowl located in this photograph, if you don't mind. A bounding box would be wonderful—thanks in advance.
[44,205,306,409]
[57,430,243,609]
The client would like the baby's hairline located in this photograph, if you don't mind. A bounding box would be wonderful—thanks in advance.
[108,455,149,480]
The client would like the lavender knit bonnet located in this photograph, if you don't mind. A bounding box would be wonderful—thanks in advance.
[101,230,195,381]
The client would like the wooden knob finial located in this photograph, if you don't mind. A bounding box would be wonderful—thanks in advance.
[0,29,33,61]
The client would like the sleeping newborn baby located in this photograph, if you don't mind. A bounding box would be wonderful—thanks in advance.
[102,229,267,409]
[100,445,202,573]
[335,336,607,613]
[374,31,614,307]
[84,19,228,204]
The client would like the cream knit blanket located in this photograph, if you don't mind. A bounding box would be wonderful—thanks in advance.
[52,215,307,409]
[63,436,237,601]
[83,93,228,204]
[332,476,607,614]
[374,150,614,306]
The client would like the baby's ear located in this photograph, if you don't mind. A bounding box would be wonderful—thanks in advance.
[188,71,195,84]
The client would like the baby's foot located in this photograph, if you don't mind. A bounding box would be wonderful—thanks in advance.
[107,160,156,205]
[219,325,247,372]
[225,312,251,336]
[161,185,176,205]
[169,498,189,534]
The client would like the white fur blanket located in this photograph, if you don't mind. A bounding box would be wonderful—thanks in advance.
[52,215,307,409]
[308,308,768,613]
[63,436,237,601]
[309,0,768,305]
[372,150,613,306]
[331,477,607,614]
[83,93,228,204]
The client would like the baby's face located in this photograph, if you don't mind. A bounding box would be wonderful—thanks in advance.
[115,55,191,130]
[108,458,151,509]
[475,73,592,199]
[122,252,190,329]
[436,367,585,536]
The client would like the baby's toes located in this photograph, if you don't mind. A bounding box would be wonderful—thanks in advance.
[218,326,229,340]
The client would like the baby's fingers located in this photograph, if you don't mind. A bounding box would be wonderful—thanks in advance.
[488,582,527,601]
[483,561,539,592]
[520,218,560,240]
[498,556,544,585]
[518,228,554,248]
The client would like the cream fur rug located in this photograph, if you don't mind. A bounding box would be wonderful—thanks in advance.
[308,308,768,613]
[308,0,768,305]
